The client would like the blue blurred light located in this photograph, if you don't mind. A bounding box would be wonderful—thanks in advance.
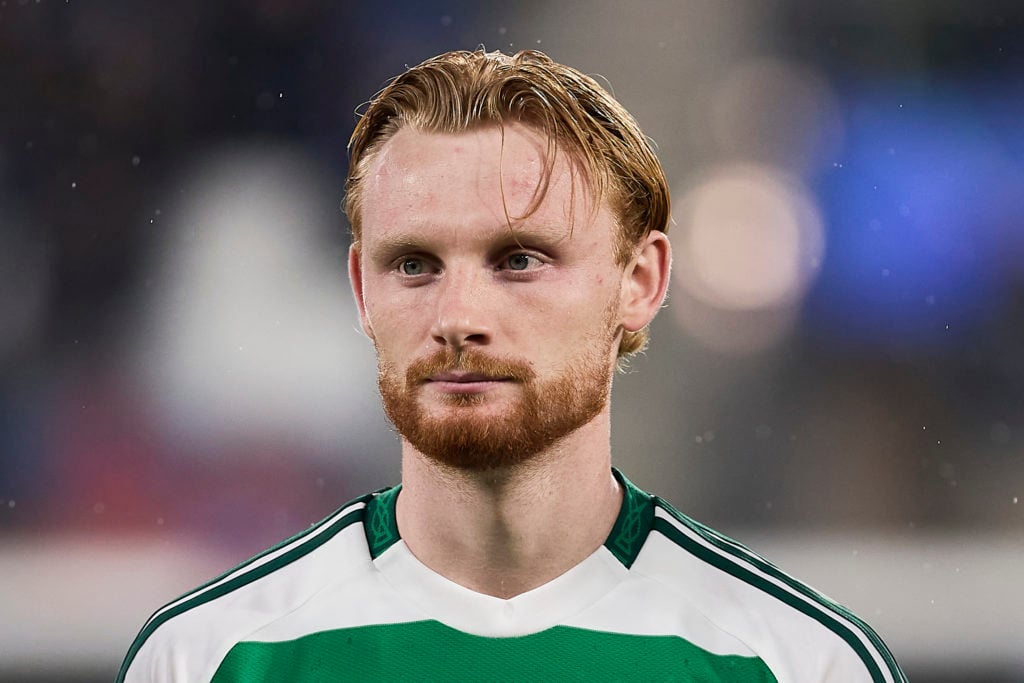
[806,85,1018,350]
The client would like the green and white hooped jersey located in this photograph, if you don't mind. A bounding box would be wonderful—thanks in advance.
[118,470,905,682]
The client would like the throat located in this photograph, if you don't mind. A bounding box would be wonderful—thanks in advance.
[429,516,599,599]
[395,454,623,599]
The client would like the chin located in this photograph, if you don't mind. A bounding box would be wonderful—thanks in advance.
[424,392,511,412]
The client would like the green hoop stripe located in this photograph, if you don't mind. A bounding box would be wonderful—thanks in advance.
[651,509,902,683]
[652,500,904,682]
[211,621,779,682]
[116,501,369,682]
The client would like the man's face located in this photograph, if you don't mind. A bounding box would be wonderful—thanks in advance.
[350,124,627,471]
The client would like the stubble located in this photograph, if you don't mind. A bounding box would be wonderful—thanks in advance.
[377,305,619,471]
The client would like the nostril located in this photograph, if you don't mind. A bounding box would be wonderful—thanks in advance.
[430,308,492,349]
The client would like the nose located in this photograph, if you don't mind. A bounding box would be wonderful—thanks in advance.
[429,267,492,350]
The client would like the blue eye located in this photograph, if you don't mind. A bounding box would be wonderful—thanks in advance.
[400,259,425,275]
[506,253,537,271]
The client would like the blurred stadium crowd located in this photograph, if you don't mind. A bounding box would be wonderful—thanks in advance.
[1,1,1023,681]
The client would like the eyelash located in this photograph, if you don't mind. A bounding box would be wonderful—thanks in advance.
[397,257,434,276]
[498,252,542,272]
[392,252,545,279]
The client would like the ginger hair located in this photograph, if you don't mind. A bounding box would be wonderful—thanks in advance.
[345,49,670,359]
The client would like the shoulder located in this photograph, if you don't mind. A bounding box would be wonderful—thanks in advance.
[116,493,375,683]
[635,496,906,683]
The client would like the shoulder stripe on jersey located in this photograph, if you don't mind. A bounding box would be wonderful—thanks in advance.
[673,510,904,682]
[115,496,371,682]
[675,511,903,680]
[650,517,889,683]
[143,496,369,630]
[652,501,905,683]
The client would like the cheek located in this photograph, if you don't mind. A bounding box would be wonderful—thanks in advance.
[519,290,618,355]
[363,296,418,354]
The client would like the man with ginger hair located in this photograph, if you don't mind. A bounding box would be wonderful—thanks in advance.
[119,49,905,682]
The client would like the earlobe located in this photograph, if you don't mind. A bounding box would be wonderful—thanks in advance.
[620,231,672,332]
[348,244,375,341]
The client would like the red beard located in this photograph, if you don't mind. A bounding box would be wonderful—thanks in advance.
[378,340,613,472]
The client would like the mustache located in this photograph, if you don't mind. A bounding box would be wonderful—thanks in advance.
[405,349,536,388]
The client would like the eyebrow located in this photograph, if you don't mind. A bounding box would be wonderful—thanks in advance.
[362,233,432,264]
[365,221,573,260]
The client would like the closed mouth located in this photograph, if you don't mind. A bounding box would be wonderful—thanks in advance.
[427,372,510,383]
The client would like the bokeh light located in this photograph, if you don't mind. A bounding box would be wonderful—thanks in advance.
[671,164,825,353]
[133,144,386,457]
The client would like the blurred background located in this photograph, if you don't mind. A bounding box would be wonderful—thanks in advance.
[2,0,1022,680]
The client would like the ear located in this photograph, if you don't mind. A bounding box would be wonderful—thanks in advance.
[348,243,375,341]
[619,231,672,332]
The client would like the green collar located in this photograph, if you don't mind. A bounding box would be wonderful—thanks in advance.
[364,467,653,569]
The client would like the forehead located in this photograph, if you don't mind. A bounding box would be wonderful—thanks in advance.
[360,124,604,238]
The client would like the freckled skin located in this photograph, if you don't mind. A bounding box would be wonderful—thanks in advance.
[351,124,625,426]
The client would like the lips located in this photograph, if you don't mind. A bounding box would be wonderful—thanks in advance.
[427,372,508,383]
[404,350,536,390]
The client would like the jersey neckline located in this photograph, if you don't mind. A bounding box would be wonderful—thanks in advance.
[364,468,653,637]
[364,467,654,568]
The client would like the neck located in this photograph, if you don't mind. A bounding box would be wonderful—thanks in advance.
[395,410,622,599]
